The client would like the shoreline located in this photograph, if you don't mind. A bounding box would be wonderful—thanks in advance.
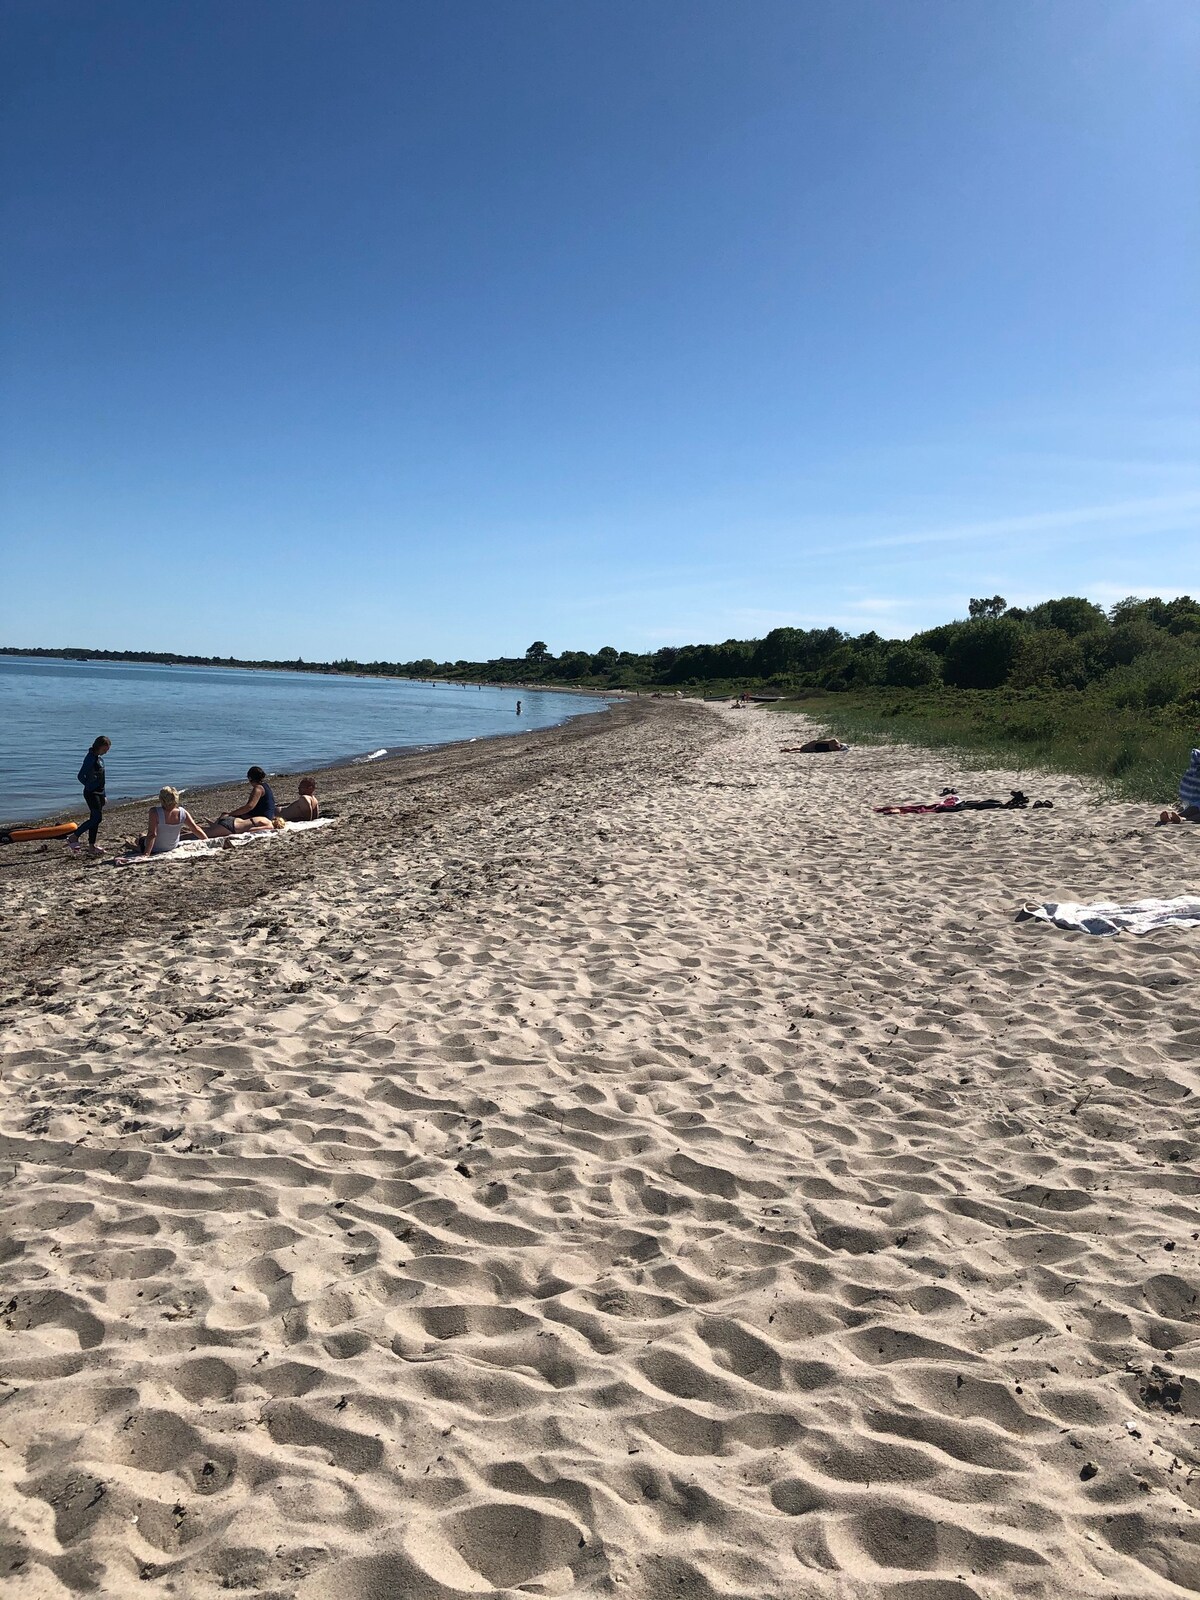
[0,694,662,987]
[1,672,619,830]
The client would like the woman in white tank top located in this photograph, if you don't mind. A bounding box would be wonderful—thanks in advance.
[139,786,209,857]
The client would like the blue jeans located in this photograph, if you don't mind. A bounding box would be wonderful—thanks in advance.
[70,790,106,846]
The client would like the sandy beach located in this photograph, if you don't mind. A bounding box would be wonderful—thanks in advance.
[1,700,1197,1599]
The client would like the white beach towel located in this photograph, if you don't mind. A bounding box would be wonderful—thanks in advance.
[114,817,332,867]
[1019,897,1200,936]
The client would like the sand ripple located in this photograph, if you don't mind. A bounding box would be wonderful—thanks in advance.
[2,705,1198,1597]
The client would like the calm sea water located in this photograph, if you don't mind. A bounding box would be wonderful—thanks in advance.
[0,656,610,824]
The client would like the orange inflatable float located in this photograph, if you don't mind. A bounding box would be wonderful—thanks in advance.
[0,822,78,845]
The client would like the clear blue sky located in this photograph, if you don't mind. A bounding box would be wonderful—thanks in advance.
[2,1,1197,660]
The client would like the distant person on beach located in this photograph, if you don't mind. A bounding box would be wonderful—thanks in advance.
[1159,743,1200,824]
[277,776,320,822]
[135,787,208,857]
[781,737,850,753]
[65,735,111,855]
[207,766,276,836]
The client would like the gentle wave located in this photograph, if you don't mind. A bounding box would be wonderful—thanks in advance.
[356,748,389,763]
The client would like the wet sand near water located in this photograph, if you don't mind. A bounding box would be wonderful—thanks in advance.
[0,699,647,987]
[1,701,1198,1599]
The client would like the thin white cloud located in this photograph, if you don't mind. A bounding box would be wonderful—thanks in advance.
[802,491,1200,560]
[843,597,911,615]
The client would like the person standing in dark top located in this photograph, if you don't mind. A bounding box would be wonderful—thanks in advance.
[66,735,111,855]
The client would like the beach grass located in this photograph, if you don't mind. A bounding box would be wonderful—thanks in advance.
[771,687,1194,804]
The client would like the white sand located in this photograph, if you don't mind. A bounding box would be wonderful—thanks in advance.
[1,704,1197,1599]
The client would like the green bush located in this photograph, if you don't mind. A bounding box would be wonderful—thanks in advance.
[772,685,1195,803]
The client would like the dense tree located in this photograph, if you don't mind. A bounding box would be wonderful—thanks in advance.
[910,622,961,656]
[1105,618,1163,668]
[1114,595,1200,636]
[1009,629,1087,690]
[1151,596,1200,635]
[1026,597,1107,637]
[555,650,592,679]
[753,627,805,676]
[884,645,941,687]
[942,618,1023,689]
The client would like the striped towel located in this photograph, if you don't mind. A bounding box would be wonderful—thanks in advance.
[1180,748,1200,812]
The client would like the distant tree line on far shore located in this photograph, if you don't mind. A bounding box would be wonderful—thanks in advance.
[5,593,1199,718]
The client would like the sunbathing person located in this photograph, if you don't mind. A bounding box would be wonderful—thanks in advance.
[876,788,1050,815]
[207,766,277,836]
[135,787,209,857]
[277,776,320,822]
[875,794,961,815]
[781,738,850,753]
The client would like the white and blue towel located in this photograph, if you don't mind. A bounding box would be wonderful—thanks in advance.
[1020,897,1200,936]
[114,817,332,867]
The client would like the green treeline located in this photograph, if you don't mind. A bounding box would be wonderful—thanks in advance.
[7,594,1197,799]
[7,592,1199,713]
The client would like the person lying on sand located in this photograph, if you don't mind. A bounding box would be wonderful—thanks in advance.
[207,766,277,836]
[948,789,1051,811]
[133,787,209,857]
[875,788,1052,815]
[1158,745,1200,824]
[277,776,320,822]
[781,738,850,753]
[875,795,961,815]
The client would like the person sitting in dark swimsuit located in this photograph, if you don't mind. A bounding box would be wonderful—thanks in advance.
[207,766,277,836]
